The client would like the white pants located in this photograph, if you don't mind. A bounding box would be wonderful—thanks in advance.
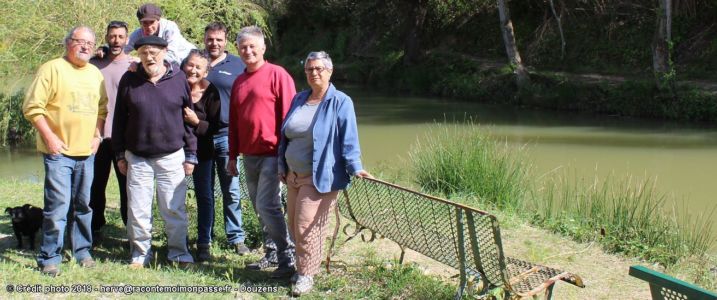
[126,149,193,264]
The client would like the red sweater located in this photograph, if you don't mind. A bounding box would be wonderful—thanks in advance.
[229,62,296,157]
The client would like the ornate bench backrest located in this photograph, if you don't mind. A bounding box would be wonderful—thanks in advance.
[338,177,510,288]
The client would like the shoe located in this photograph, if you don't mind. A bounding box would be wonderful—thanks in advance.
[79,257,96,268]
[233,242,250,256]
[40,264,60,277]
[270,265,296,279]
[290,272,299,283]
[175,261,193,269]
[196,244,211,262]
[291,275,314,296]
[246,256,278,270]
[128,263,144,270]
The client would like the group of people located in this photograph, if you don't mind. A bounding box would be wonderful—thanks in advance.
[22,3,371,296]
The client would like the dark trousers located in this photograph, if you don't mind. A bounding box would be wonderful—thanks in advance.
[89,138,128,230]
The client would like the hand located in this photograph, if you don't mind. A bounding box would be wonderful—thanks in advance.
[183,107,199,126]
[128,61,138,72]
[227,159,238,176]
[355,170,373,179]
[118,159,128,176]
[90,137,101,154]
[279,173,286,184]
[43,132,68,155]
[183,162,195,175]
[94,46,106,59]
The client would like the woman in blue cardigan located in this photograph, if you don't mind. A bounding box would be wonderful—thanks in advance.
[278,51,371,296]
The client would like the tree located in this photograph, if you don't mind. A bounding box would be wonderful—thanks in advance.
[403,0,429,65]
[652,0,675,90]
[497,0,530,88]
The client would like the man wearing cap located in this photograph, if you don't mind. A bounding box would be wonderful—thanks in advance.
[228,25,296,278]
[125,3,195,65]
[89,20,133,244]
[113,35,197,268]
[192,22,249,261]
[23,26,107,276]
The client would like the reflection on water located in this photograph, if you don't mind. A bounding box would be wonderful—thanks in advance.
[0,146,43,182]
[3,86,716,223]
[349,88,717,224]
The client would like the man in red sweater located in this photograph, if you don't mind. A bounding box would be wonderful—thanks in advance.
[227,25,296,278]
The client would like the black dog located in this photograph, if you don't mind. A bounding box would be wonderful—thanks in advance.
[5,204,43,250]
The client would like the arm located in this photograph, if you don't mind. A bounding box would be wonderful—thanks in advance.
[91,119,104,154]
[227,79,240,176]
[22,63,66,154]
[31,117,66,155]
[92,78,109,153]
[162,19,196,65]
[274,68,296,143]
[337,96,370,178]
[112,75,129,164]
[181,82,198,175]
[277,92,302,178]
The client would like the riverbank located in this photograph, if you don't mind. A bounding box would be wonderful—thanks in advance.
[404,122,717,292]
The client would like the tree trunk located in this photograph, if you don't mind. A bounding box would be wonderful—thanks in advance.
[403,0,428,65]
[548,0,566,59]
[497,0,530,88]
[653,0,674,90]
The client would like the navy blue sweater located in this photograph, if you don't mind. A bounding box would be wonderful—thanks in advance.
[113,62,197,163]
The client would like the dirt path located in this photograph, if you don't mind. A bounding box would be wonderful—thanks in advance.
[330,216,651,299]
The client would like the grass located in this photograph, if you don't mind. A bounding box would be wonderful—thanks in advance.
[0,173,459,299]
[407,122,717,290]
[408,120,530,210]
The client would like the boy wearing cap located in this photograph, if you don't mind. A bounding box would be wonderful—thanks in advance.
[124,3,196,65]
[113,35,197,268]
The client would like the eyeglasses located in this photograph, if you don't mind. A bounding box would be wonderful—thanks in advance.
[304,66,328,73]
[138,49,163,58]
[70,38,95,48]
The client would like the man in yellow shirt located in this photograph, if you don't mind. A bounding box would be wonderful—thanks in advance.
[23,25,108,277]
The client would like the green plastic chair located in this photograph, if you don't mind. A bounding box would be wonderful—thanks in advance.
[629,265,717,300]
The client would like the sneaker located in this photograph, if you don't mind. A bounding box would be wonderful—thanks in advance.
[40,264,61,277]
[233,242,251,256]
[174,261,193,269]
[79,257,96,268]
[246,257,278,270]
[291,275,314,296]
[270,265,296,279]
[196,244,211,262]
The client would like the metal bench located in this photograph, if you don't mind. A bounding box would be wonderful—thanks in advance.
[336,177,585,299]
[629,265,717,300]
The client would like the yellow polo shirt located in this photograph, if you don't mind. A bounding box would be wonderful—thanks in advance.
[23,57,108,156]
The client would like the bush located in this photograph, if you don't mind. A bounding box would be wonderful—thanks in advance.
[0,0,269,77]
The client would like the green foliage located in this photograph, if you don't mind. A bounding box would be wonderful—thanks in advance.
[0,92,33,146]
[408,122,717,267]
[530,173,716,266]
[0,0,269,76]
[408,122,530,209]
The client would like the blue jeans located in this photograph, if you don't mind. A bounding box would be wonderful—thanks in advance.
[194,135,245,245]
[37,153,94,267]
[243,155,294,267]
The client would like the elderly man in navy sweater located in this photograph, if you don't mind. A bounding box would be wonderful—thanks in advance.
[113,35,197,268]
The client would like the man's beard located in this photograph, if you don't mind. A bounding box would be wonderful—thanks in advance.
[109,46,123,55]
[76,50,91,63]
[144,63,163,77]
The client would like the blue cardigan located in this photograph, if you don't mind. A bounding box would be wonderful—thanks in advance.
[278,83,363,193]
